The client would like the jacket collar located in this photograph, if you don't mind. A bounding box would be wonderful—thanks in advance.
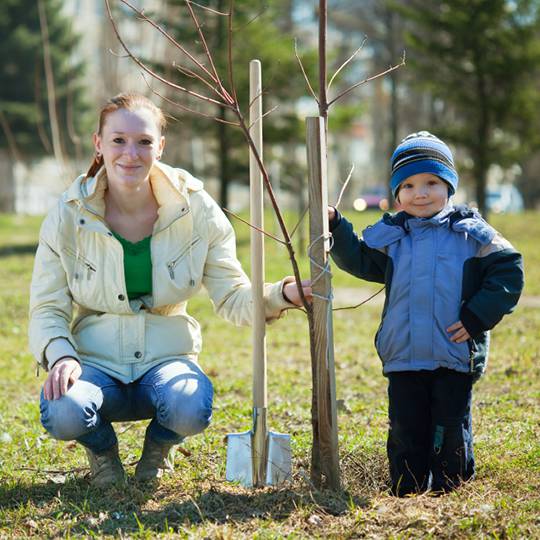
[363,203,495,249]
[404,204,455,230]
[64,161,204,232]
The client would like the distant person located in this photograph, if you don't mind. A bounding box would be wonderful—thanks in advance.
[29,93,309,488]
[328,131,524,496]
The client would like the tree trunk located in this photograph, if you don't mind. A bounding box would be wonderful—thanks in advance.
[217,110,231,209]
[0,149,16,213]
[385,6,399,206]
[216,0,230,209]
[473,144,488,218]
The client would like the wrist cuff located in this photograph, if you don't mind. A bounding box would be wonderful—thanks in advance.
[459,306,485,338]
[45,338,80,371]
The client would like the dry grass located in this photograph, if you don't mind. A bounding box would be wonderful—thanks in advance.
[0,212,538,538]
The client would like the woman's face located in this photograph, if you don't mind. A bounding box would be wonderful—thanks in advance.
[93,107,165,190]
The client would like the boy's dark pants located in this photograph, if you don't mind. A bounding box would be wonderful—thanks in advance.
[387,368,474,496]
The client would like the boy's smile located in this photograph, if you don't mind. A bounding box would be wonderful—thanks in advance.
[396,173,449,218]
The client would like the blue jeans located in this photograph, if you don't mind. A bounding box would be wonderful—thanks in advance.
[40,359,214,453]
[387,368,474,496]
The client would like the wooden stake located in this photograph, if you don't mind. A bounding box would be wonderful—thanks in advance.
[249,60,268,487]
[306,116,340,490]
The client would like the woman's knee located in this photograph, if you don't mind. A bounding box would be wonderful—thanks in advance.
[40,384,99,441]
[158,378,214,437]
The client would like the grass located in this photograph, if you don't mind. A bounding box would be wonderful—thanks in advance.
[0,210,538,538]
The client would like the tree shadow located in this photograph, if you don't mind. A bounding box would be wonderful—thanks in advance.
[0,478,362,536]
[0,244,37,257]
[154,484,358,525]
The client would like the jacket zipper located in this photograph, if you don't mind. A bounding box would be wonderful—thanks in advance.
[167,237,200,280]
[468,338,475,373]
[63,246,97,279]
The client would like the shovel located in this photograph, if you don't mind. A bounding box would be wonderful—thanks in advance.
[225,60,292,487]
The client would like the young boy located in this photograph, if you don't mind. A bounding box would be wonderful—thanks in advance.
[329,131,524,496]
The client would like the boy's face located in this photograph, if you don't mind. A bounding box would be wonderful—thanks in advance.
[396,173,449,218]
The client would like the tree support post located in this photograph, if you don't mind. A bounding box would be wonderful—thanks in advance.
[306,116,340,490]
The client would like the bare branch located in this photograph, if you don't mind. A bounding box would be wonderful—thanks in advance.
[327,36,367,91]
[333,163,354,210]
[290,205,309,240]
[142,77,240,126]
[294,39,319,104]
[38,0,66,169]
[184,0,234,104]
[333,286,385,311]
[33,64,52,154]
[104,0,230,108]
[233,5,267,31]
[173,61,226,100]
[328,51,406,107]
[247,105,279,130]
[227,0,239,104]
[108,47,131,59]
[119,0,219,85]
[223,208,287,245]
[186,0,228,16]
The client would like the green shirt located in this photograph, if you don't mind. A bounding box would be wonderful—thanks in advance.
[112,232,153,300]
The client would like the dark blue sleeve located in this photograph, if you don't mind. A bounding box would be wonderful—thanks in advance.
[330,213,388,284]
[460,248,524,336]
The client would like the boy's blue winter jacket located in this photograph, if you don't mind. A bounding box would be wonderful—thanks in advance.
[330,205,524,380]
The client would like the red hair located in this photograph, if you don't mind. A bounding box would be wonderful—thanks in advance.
[86,93,166,178]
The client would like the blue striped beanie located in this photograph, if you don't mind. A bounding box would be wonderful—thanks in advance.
[390,131,458,197]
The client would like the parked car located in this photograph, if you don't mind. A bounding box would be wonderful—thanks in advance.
[353,187,390,212]
[486,185,524,214]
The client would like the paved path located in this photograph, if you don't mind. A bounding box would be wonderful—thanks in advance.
[332,287,540,309]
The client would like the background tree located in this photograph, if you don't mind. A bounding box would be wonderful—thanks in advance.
[398,0,540,214]
[0,0,88,212]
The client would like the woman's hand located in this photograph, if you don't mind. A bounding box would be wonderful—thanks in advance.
[447,321,471,344]
[283,280,312,307]
[43,358,82,400]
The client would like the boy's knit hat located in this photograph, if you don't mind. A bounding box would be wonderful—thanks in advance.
[390,131,458,197]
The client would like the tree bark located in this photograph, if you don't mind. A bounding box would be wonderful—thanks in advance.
[0,149,16,213]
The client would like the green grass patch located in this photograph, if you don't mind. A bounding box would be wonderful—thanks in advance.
[0,211,538,538]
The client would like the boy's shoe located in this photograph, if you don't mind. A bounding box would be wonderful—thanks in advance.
[84,444,126,487]
[134,434,176,482]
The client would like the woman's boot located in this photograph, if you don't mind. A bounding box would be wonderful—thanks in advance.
[84,444,125,487]
[135,433,175,482]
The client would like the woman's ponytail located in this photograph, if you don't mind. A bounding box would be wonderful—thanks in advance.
[86,154,103,179]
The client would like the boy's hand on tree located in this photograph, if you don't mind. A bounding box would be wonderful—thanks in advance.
[43,358,82,401]
[328,206,336,222]
[447,321,471,343]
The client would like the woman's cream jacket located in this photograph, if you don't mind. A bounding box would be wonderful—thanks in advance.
[29,162,294,383]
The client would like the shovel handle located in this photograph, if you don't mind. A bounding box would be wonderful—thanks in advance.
[250,60,267,409]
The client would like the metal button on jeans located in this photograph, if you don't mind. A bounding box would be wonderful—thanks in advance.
[134,351,142,359]
[118,294,125,301]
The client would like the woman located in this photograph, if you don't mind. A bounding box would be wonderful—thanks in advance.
[29,93,307,487]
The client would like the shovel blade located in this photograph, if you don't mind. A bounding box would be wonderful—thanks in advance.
[225,431,254,486]
[266,431,292,485]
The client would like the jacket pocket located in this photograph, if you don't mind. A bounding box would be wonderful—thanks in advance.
[166,236,202,281]
[62,246,97,281]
